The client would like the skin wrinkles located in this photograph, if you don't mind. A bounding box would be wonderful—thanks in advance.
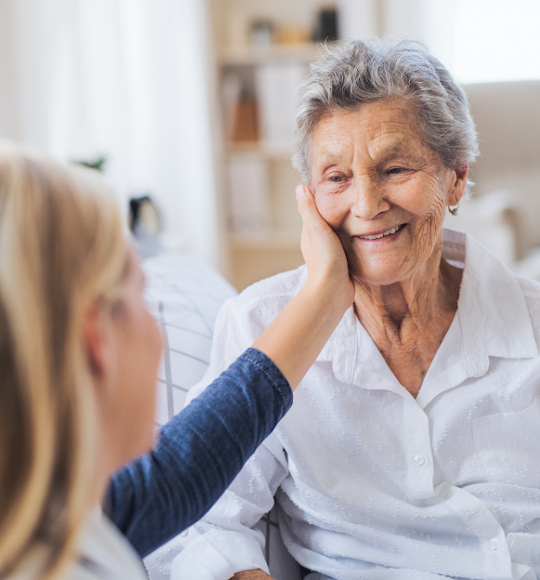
[308,99,468,396]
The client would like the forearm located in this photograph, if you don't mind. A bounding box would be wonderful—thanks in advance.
[252,280,349,390]
[251,185,353,390]
[105,349,292,557]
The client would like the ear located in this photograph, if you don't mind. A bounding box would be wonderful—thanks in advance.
[448,163,469,206]
[83,299,113,383]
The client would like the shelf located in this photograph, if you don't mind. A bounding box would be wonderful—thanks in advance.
[230,232,300,249]
[218,42,323,66]
[211,2,327,289]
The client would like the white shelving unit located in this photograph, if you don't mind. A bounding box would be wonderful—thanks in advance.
[218,42,322,66]
[209,0,334,289]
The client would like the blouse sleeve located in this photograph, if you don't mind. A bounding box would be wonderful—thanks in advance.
[104,347,292,558]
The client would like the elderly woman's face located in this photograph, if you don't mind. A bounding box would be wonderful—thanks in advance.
[309,100,465,287]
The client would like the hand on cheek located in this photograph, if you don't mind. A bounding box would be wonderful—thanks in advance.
[296,185,353,297]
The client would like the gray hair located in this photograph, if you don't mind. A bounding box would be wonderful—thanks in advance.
[293,38,479,188]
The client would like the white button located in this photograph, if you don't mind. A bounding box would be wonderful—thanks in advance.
[489,538,499,550]
[414,454,426,466]
[180,530,189,537]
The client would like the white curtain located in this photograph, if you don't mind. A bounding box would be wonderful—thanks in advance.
[0,0,222,267]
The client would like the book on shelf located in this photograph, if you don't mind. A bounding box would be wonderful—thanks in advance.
[222,61,306,147]
[255,61,305,147]
[222,73,260,143]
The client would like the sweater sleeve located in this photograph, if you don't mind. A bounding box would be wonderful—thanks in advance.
[103,348,292,558]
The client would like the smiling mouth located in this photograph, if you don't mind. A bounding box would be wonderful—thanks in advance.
[357,223,407,240]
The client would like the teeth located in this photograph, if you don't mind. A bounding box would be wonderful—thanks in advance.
[359,225,402,240]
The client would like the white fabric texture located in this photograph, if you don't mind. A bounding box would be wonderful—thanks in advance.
[171,229,540,580]
[13,510,146,580]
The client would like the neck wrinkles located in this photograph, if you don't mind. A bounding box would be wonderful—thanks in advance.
[353,250,462,342]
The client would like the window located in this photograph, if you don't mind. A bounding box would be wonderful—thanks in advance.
[452,0,540,83]
[374,0,540,84]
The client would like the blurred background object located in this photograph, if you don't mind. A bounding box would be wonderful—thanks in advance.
[72,154,108,173]
[312,7,339,42]
[250,19,275,47]
[129,195,163,259]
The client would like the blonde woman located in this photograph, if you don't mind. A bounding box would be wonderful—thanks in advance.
[0,141,352,579]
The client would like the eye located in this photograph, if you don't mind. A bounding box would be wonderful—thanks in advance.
[328,174,346,183]
[387,167,406,175]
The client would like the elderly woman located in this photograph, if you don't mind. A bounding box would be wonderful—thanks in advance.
[168,39,540,580]
[0,141,352,579]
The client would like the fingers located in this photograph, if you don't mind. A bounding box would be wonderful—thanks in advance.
[295,184,326,230]
[295,184,313,214]
[296,182,337,262]
[294,184,354,305]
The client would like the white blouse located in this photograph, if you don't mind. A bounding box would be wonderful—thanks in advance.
[13,510,147,580]
[173,229,540,580]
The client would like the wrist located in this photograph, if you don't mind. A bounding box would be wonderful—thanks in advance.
[231,570,272,580]
[304,274,352,313]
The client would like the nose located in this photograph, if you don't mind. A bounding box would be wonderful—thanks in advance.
[350,176,390,220]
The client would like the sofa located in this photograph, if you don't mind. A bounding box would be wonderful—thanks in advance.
[140,250,237,429]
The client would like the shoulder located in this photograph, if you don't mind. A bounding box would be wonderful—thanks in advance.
[517,275,540,319]
[9,549,107,580]
[189,266,308,397]
[236,265,307,304]
[220,265,307,323]
[517,274,540,296]
[75,511,147,580]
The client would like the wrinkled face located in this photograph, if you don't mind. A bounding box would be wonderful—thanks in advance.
[309,100,464,287]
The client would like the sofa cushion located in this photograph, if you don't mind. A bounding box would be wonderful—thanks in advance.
[141,251,237,427]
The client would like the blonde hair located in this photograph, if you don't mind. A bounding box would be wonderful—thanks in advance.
[0,141,129,578]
